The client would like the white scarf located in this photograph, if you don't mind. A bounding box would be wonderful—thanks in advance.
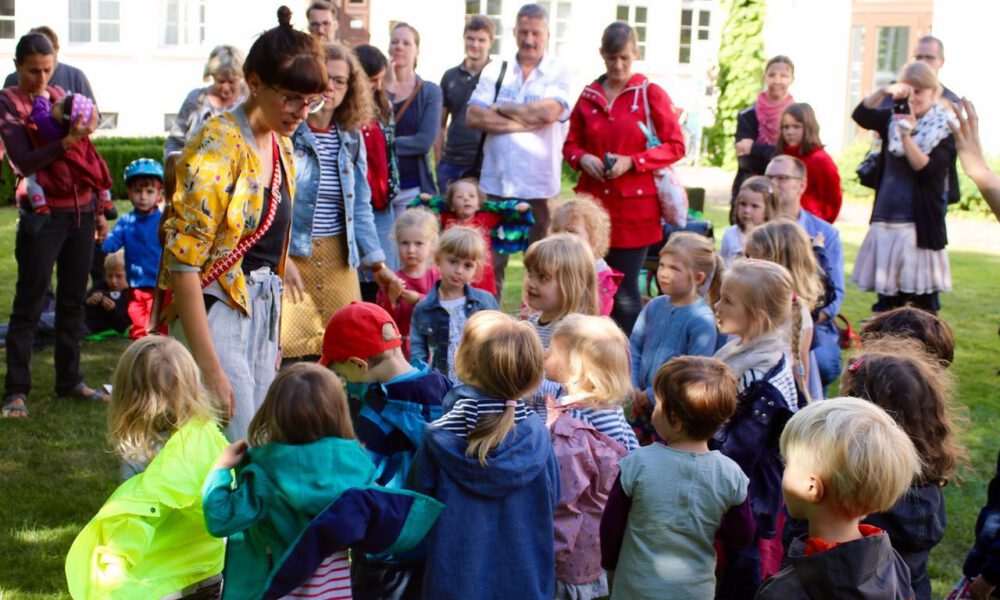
[714,332,786,381]
[887,102,957,157]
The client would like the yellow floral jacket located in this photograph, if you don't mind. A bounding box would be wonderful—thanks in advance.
[158,106,296,315]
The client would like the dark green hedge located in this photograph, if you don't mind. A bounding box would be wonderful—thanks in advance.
[1,136,165,204]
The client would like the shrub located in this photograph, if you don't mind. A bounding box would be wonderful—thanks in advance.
[0,137,165,204]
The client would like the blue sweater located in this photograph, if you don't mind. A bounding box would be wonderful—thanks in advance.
[630,296,718,404]
[101,208,162,288]
[410,412,560,599]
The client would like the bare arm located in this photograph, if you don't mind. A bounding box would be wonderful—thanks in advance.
[950,98,1000,223]
[497,98,564,127]
[466,103,531,134]
[899,124,930,171]
[172,270,234,418]
[862,83,898,109]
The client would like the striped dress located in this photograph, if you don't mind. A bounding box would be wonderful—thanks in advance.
[566,406,639,453]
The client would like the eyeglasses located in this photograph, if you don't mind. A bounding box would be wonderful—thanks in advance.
[269,85,325,114]
[913,54,939,61]
[767,174,802,182]
[329,76,350,90]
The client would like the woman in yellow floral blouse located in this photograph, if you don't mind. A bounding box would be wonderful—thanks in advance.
[159,7,327,440]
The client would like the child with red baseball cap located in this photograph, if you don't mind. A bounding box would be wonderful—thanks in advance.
[319,301,451,597]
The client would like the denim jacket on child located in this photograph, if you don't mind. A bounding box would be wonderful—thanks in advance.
[410,282,499,376]
[289,121,385,267]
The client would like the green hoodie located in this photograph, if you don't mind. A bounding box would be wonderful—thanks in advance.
[65,419,228,599]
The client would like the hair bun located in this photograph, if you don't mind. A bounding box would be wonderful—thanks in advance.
[277,5,292,28]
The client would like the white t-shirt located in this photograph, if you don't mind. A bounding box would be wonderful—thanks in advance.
[468,53,571,199]
[719,225,746,267]
[440,296,467,384]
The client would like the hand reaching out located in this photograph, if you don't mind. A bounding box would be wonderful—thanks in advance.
[214,440,249,470]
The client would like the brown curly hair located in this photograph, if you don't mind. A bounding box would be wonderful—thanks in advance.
[322,43,373,132]
[839,337,966,485]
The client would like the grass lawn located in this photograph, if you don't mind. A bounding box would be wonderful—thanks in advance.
[1,196,998,598]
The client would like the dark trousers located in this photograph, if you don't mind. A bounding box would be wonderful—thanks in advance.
[715,542,761,600]
[873,291,940,314]
[490,195,550,301]
[605,245,650,336]
[5,210,95,396]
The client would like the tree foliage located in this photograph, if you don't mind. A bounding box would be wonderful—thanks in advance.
[703,0,767,168]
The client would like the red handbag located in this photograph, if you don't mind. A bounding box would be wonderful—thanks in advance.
[835,314,862,350]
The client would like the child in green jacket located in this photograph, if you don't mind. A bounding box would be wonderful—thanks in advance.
[202,363,443,600]
[66,336,228,599]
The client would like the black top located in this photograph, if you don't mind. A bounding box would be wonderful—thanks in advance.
[440,63,485,166]
[242,165,292,274]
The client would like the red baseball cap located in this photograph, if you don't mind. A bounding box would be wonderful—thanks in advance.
[318,301,403,366]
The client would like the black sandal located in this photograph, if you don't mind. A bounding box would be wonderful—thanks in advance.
[1,394,28,418]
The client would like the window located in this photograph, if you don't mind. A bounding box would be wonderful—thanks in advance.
[843,25,865,143]
[466,0,502,55]
[537,1,571,57]
[0,0,14,40]
[616,4,647,60]
[164,0,206,46]
[68,0,121,43]
[679,7,710,65]
[873,26,909,89]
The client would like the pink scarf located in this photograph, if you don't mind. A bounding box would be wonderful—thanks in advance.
[754,91,794,146]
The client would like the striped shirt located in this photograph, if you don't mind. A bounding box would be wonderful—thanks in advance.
[525,314,564,417]
[566,406,639,453]
[434,397,528,439]
[282,550,352,599]
[311,126,345,238]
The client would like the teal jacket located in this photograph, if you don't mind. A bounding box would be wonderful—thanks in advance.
[65,419,228,599]
[202,436,443,599]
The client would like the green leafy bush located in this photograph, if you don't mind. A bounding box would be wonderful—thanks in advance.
[702,0,767,169]
[0,136,165,204]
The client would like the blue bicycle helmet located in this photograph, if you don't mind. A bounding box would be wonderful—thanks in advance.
[123,158,164,183]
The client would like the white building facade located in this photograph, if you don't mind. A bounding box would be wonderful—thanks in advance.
[0,0,995,155]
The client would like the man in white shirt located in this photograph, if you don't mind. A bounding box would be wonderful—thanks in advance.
[466,3,571,299]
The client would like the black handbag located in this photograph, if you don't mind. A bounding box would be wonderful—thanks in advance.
[856,148,879,189]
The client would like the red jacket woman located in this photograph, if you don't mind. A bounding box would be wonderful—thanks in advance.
[776,103,842,223]
[563,24,685,334]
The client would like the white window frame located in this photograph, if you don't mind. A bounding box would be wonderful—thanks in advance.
[0,0,15,40]
[163,0,206,46]
[465,0,503,56]
[537,1,571,58]
[68,0,121,44]
[679,6,710,65]
[616,4,647,60]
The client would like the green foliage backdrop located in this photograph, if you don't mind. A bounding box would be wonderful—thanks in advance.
[703,0,767,169]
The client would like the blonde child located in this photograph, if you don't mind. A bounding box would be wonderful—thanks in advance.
[202,363,442,600]
[412,177,532,296]
[376,207,441,358]
[601,356,754,600]
[410,310,560,600]
[720,176,780,266]
[65,337,227,599]
[549,195,623,316]
[411,226,499,383]
[543,315,635,599]
[840,338,967,600]
[546,314,639,452]
[522,233,600,415]
[744,218,825,400]
[712,258,805,597]
[629,232,720,444]
[757,398,919,599]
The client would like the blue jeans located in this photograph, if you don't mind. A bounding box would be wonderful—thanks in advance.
[436,160,472,193]
[813,319,842,389]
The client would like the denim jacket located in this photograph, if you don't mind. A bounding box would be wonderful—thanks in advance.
[289,121,385,267]
[410,282,499,376]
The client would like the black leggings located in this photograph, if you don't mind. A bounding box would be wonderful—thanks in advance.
[605,245,650,335]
